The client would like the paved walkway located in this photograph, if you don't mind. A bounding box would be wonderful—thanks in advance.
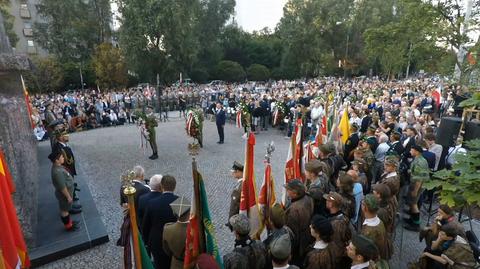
[37,116,480,269]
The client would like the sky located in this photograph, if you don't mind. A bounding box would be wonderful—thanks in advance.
[234,0,288,33]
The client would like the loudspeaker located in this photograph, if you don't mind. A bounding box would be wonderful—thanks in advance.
[436,117,462,148]
[463,121,480,149]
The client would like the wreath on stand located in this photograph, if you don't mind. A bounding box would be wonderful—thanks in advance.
[273,101,288,127]
[186,108,204,150]
[236,101,251,129]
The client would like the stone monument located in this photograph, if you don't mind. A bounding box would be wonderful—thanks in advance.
[0,13,38,246]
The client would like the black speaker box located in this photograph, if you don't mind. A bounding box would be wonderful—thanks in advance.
[436,117,462,148]
[463,121,480,149]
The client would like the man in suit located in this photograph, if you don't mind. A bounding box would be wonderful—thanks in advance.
[344,123,360,164]
[120,165,150,209]
[163,196,190,269]
[227,161,244,230]
[137,174,163,231]
[215,102,226,144]
[142,175,178,269]
[388,131,404,157]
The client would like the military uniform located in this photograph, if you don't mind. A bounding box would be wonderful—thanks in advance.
[408,155,429,206]
[379,171,400,198]
[163,222,188,269]
[51,164,74,212]
[361,216,392,260]
[329,212,352,268]
[285,192,314,265]
[140,109,158,159]
[308,174,334,216]
[229,162,244,221]
[303,242,337,269]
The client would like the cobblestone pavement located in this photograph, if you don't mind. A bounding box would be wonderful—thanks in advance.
[37,115,480,269]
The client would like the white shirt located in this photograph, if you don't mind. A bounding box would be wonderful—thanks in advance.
[375,142,390,162]
[313,240,328,249]
[273,265,291,269]
[363,216,381,227]
[351,261,370,269]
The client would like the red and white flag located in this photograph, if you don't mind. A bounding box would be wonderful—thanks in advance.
[239,133,262,239]
[236,111,242,128]
[282,119,304,205]
[258,160,276,231]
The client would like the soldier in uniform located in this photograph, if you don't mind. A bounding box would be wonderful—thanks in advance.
[324,192,352,269]
[163,196,190,269]
[52,129,82,212]
[305,160,333,216]
[404,145,429,231]
[264,204,296,269]
[346,234,380,269]
[48,149,80,231]
[269,234,299,269]
[227,161,244,229]
[361,194,392,261]
[284,179,314,266]
[372,184,396,235]
[303,215,337,269]
[223,214,267,269]
[379,158,401,203]
[344,123,360,165]
[44,102,58,148]
[140,106,159,160]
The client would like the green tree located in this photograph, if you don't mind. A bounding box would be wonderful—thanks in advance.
[247,64,270,81]
[34,0,111,63]
[92,43,128,89]
[214,60,245,82]
[23,56,64,93]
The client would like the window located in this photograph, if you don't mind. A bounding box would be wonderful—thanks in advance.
[23,23,33,37]
[27,40,36,54]
[20,4,31,19]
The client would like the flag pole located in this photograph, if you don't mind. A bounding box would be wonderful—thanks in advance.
[264,142,275,233]
[123,170,142,269]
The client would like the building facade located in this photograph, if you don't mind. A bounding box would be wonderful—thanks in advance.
[8,0,47,56]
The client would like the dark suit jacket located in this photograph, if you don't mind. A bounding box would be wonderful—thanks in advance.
[344,133,359,161]
[360,116,372,133]
[120,181,150,207]
[142,192,179,257]
[389,141,404,156]
[137,191,162,228]
[216,109,226,125]
[52,142,76,176]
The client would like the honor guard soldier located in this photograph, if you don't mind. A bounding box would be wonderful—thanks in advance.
[227,161,244,229]
[140,106,159,160]
[163,196,190,269]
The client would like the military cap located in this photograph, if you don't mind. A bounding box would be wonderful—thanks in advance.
[351,123,359,130]
[323,191,343,207]
[195,254,220,269]
[231,161,244,172]
[48,149,63,163]
[310,215,333,236]
[54,128,69,138]
[169,196,191,217]
[283,179,306,195]
[270,203,286,228]
[363,194,379,212]
[411,144,423,153]
[384,158,399,167]
[229,214,250,235]
[372,184,391,200]
[352,234,379,260]
[269,234,291,260]
[305,159,324,175]
[48,119,64,128]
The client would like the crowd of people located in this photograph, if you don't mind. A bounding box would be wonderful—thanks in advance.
[41,77,478,269]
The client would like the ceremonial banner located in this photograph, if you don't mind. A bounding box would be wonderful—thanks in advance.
[282,119,304,205]
[236,111,242,128]
[20,75,34,129]
[432,86,442,110]
[239,133,262,239]
[184,162,223,269]
[293,119,304,181]
[0,149,30,269]
[339,108,350,144]
[258,160,276,230]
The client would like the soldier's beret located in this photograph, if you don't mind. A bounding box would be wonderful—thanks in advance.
[270,203,286,228]
[229,214,250,235]
[352,234,379,260]
[310,215,333,237]
[363,194,379,212]
[322,191,343,207]
[283,179,306,195]
[269,234,291,260]
[305,159,325,175]
[195,254,220,269]
[411,144,423,153]
[48,149,63,163]
[231,161,244,172]
[169,196,190,217]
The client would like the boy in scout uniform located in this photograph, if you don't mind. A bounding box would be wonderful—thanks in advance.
[49,150,80,231]
[346,234,380,269]
[163,196,190,269]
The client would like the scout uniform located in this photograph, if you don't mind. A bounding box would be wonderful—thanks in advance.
[361,194,392,261]
[269,234,300,269]
[305,160,334,216]
[303,216,336,269]
[349,235,381,269]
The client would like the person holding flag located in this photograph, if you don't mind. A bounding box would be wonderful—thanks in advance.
[163,196,190,269]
